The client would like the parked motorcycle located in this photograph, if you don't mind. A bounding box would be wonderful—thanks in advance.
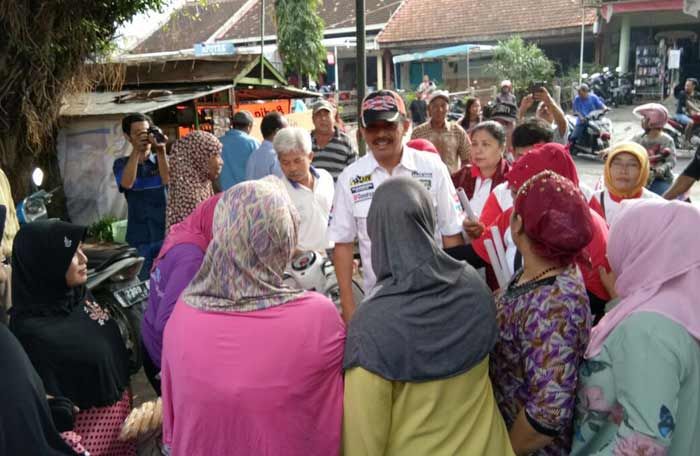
[667,114,700,151]
[284,250,364,311]
[16,167,147,374]
[568,109,613,160]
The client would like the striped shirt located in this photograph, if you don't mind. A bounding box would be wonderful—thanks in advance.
[411,121,471,174]
[311,128,357,181]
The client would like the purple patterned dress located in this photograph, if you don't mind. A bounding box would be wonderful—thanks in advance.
[489,265,592,456]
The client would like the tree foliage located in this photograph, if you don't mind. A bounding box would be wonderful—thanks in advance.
[274,0,326,84]
[0,0,167,200]
[486,37,555,96]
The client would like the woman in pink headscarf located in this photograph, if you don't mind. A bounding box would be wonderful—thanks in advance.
[141,194,222,395]
[572,199,700,456]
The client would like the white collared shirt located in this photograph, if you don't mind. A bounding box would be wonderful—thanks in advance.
[282,167,335,252]
[328,146,464,291]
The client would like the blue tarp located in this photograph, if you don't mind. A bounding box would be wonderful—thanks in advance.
[392,43,496,64]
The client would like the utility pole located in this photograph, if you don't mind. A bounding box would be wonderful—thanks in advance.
[260,0,265,83]
[356,0,367,155]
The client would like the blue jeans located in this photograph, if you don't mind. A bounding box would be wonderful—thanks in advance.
[571,121,586,143]
[674,113,692,127]
[135,240,163,281]
[648,178,672,196]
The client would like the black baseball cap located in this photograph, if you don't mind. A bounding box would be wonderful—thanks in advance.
[360,90,407,128]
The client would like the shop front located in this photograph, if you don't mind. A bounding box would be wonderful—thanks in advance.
[601,0,700,99]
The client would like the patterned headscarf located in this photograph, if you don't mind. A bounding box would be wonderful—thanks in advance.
[166,131,222,230]
[182,176,304,313]
[514,170,594,266]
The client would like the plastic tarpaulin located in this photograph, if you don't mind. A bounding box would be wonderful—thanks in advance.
[57,117,130,226]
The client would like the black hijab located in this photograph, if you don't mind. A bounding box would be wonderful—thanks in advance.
[344,177,498,381]
[0,324,77,455]
[10,221,130,409]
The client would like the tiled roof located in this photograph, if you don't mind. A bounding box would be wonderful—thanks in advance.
[218,0,402,40]
[377,0,597,46]
[131,0,250,54]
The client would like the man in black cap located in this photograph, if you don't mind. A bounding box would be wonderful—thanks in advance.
[328,90,465,323]
[218,110,260,190]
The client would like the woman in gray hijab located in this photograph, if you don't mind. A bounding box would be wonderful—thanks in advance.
[342,177,514,456]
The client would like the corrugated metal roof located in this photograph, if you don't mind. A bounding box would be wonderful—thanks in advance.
[60,85,233,117]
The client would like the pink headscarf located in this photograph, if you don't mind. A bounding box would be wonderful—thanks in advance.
[153,193,222,270]
[585,199,700,358]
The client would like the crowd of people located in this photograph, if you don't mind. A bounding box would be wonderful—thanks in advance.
[2,73,700,456]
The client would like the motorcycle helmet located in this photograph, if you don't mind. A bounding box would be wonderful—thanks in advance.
[633,103,668,130]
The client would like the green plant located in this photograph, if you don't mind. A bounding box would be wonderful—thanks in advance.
[274,0,326,86]
[87,217,118,243]
[486,37,555,98]
[0,0,168,202]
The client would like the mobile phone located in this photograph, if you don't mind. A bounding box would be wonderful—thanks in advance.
[530,81,547,94]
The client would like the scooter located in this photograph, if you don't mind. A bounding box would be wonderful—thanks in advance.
[284,251,364,311]
[16,167,147,373]
[568,109,613,160]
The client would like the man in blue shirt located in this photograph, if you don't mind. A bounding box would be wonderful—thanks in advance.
[218,111,260,190]
[571,83,607,142]
[245,112,288,180]
[113,113,169,280]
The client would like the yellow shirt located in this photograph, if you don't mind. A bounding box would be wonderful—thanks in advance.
[343,357,514,456]
[0,169,18,259]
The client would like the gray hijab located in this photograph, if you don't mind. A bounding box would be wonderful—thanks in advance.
[343,177,498,381]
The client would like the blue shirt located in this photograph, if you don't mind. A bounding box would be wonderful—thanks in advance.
[218,129,260,190]
[245,140,283,180]
[113,154,167,246]
[573,93,605,118]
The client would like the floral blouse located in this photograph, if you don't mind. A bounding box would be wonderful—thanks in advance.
[572,312,700,456]
[490,265,592,456]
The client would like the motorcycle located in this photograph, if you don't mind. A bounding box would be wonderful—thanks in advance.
[16,167,147,373]
[568,109,613,160]
[667,113,700,151]
[284,250,364,311]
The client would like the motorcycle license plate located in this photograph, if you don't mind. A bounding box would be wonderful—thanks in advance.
[114,281,150,308]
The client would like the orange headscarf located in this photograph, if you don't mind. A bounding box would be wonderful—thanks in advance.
[604,142,650,199]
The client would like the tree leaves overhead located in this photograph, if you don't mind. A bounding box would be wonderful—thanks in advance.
[0,0,167,196]
[273,0,326,82]
[486,37,555,96]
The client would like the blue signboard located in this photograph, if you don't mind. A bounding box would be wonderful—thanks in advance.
[194,42,236,57]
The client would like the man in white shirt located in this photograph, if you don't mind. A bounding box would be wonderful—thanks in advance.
[274,127,335,253]
[328,90,465,322]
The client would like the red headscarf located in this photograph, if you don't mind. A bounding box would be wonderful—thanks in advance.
[153,193,222,271]
[407,138,439,154]
[514,170,593,266]
[506,142,579,191]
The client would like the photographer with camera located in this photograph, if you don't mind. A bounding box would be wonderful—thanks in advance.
[113,113,170,280]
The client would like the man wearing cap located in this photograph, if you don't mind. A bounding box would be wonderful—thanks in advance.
[310,99,357,181]
[489,101,519,155]
[496,80,517,105]
[218,110,260,190]
[329,90,466,322]
[411,90,471,173]
[571,83,607,142]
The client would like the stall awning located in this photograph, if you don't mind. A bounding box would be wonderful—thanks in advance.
[60,85,235,117]
[60,83,321,118]
[392,44,496,64]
